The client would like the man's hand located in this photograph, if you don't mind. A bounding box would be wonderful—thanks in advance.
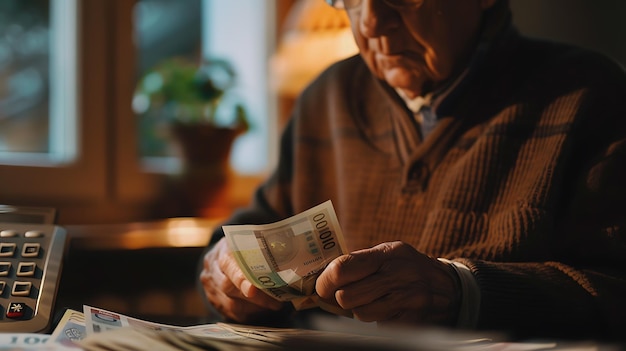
[315,241,461,326]
[199,238,289,323]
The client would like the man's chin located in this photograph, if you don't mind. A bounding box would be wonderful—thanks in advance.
[382,68,425,98]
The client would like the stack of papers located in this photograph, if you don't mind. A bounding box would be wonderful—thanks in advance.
[1,306,616,351]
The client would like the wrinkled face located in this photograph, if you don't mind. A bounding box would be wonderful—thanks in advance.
[345,0,492,98]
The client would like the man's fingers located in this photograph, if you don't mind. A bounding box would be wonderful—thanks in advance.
[218,243,252,293]
[217,242,284,310]
[333,272,391,309]
[316,243,391,299]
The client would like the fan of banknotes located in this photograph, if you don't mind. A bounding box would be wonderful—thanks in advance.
[222,200,348,312]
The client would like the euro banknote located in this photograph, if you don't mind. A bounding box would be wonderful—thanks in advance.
[47,309,85,348]
[222,200,347,307]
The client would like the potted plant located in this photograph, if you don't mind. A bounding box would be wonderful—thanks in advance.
[134,57,250,217]
[134,56,249,169]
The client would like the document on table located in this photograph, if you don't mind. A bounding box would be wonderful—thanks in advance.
[30,306,613,351]
[77,305,378,350]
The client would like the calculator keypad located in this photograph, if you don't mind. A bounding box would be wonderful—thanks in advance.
[0,230,47,321]
[0,223,66,332]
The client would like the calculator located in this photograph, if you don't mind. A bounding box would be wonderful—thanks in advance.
[0,220,68,333]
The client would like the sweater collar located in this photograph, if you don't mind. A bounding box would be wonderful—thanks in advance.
[395,4,515,115]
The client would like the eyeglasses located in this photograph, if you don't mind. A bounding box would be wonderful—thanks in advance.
[325,0,424,10]
[325,0,359,9]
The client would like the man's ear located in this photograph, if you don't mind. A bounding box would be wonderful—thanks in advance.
[480,0,498,10]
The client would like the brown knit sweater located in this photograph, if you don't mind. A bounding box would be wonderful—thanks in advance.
[210,30,626,340]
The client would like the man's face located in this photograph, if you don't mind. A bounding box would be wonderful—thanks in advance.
[346,0,491,98]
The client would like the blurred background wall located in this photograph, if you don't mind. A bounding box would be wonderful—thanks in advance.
[511,0,626,68]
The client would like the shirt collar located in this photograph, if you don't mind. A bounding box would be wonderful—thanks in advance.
[396,89,433,113]
[396,42,488,115]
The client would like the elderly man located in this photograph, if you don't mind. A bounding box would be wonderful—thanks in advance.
[200,0,626,341]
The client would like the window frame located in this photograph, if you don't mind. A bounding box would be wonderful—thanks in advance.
[0,0,109,203]
[1,0,280,224]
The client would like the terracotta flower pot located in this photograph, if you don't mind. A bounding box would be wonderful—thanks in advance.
[168,122,243,170]
[166,122,245,218]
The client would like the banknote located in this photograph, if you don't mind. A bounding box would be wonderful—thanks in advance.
[0,333,50,349]
[47,309,86,348]
[82,305,253,341]
[222,200,347,305]
[65,305,507,351]
[78,305,276,350]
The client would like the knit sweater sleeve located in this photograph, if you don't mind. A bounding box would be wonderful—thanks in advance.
[454,52,626,340]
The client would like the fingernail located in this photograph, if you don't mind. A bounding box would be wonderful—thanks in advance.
[241,280,252,297]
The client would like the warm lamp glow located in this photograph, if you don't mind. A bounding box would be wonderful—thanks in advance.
[164,218,212,247]
[66,218,219,250]
[270,0,358,97]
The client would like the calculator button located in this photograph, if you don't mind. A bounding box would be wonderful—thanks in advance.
[6,302,27,319]
[11,281,32,297]
[0,230,18,238]
[16,262,36,277]
[0,243,17,257]
[24,230,44,238]
[0,262,11,276]
[21,243,41,258]
[0,281,5,294]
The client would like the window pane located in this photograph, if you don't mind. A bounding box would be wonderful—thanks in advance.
[133,0,273,175]
[203,0,273,174]
[0,0,50,154]
[0,0,77,165]
[133,0,202,162]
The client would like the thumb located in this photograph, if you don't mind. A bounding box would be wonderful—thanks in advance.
[316,244,388,298]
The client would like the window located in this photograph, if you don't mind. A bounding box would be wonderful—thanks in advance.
[0,0,77,164]
[133,0,203,167]
[202,1,276,174]
[134,0,276,175]
[0,0,107,203]
[1,0,278,224]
